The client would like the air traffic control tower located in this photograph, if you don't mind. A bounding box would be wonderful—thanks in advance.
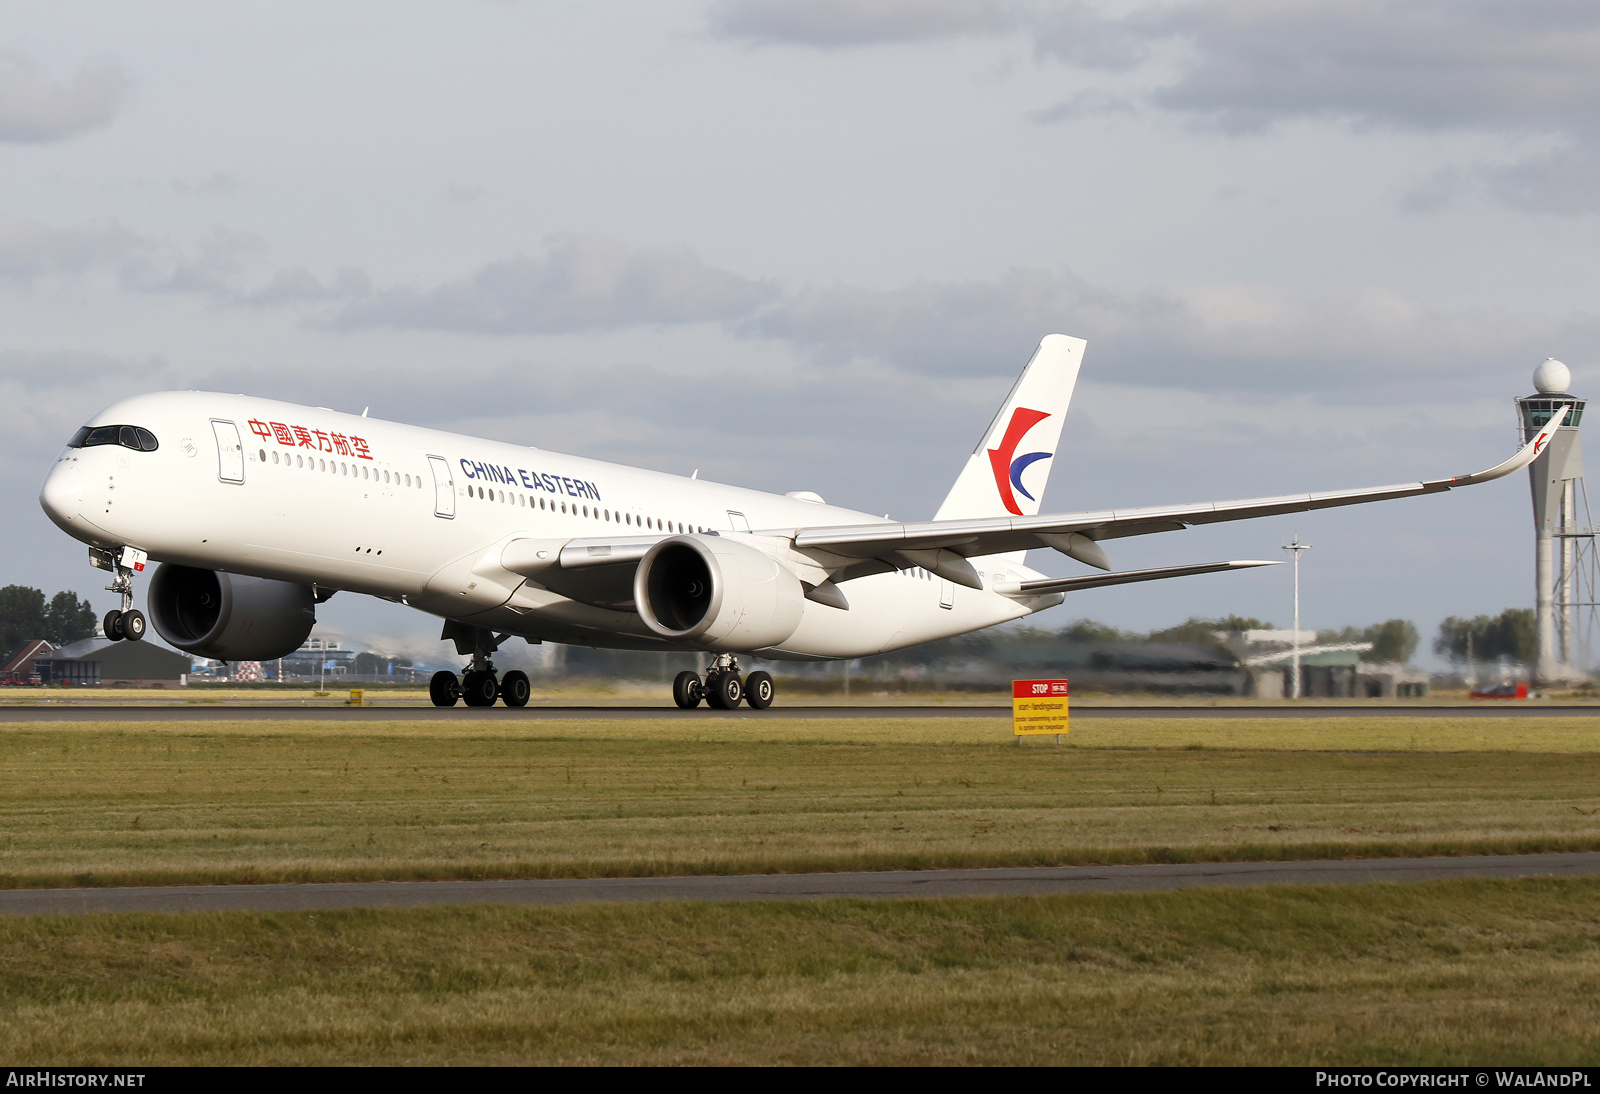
[1516,359,1587,684]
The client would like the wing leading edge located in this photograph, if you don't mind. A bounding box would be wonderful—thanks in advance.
[783,405,1572,565]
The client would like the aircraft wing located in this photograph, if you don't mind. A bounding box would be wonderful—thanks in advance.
[782,406,1570,578]
[497,406,1567,607]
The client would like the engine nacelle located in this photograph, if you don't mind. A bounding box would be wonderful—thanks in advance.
[634,535,805,651]
[148,563,316,660]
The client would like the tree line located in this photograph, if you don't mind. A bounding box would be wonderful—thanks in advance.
[1432,609,1537,668]
[0,586,98,665]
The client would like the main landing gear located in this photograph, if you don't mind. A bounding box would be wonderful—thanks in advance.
[92,546,147,644]
[429,623,531,708]
[673,655,774,710]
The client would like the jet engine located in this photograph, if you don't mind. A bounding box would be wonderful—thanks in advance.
[634,536,805,651]
[147,563,316,660]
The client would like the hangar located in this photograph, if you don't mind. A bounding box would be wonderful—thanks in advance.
[31,637,192,687]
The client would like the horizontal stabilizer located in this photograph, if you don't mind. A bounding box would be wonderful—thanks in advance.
[993,560,1280,597]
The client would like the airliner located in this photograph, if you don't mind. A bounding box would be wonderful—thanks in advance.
[37,335,1567,709]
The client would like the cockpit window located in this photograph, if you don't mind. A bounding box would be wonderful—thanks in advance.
[68,425,159,452]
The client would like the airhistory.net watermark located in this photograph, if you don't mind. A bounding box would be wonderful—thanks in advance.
[4,1074,145,1088]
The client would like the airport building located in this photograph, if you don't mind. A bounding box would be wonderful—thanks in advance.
[1226,631,1429,699]
[277,638,357,680]
[11,637,191,687]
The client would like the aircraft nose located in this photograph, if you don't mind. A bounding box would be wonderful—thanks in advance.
[39,463,84,531]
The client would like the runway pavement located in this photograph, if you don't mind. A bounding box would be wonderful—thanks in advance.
[3,852,1596,916]
[2,702,1598,722]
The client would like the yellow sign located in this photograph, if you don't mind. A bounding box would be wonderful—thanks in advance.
[348,689,364,706]
[1012,679,1068,736]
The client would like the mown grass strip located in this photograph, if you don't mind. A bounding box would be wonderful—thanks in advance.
[4,719,1600,888]
[1,877,1597,1064]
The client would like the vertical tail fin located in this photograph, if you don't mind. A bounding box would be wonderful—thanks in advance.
[934,334,1084,527]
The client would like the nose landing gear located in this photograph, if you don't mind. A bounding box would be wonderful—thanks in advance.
[91,546,147,643]
[672,656,776,710]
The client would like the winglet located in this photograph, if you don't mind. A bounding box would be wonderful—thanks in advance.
[1432,404,1570,489]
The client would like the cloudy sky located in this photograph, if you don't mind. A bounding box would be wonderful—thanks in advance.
[4,1,1598,666]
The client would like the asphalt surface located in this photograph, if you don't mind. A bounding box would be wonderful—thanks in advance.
[3,853,1596,916]
[2,703,1598,722]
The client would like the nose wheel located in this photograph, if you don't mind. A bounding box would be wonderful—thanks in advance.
[102,606,146,643]
[94,546,148,643]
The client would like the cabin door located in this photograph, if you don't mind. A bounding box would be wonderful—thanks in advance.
[428,456,455,518]
[211,420,244,483]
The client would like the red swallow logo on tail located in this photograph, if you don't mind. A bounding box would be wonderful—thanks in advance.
[988,408,1053,516]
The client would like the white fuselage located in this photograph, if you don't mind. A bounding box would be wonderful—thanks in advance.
[39,392,1048,659]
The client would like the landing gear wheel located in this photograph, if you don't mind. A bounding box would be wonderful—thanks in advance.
[706,671,743,710]
[122,610,146,642]
[745,670,774,709]
[461,670,499,707]
[103,609,124,642]
[673,670,703,709]
[500,670,531,708]
[429,670,460,707]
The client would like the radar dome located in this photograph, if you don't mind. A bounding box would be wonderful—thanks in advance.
[1533,358,1571,394]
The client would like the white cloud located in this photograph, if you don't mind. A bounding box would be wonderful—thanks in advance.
[0,54,129,143]
[1132,1,1600,135]
[0,212,333,305]
[1034,1,1600,214]
[710,0,1600,214]
[708,0,1013,47]
[331,234,779,334]
[171,172,240,197]
[245,266,372,307]
[748,266,1592,400]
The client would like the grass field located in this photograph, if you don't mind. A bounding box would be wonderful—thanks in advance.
[2,878,1598,1064]
[2,716,1599,888]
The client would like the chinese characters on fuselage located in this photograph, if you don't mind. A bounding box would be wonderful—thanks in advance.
[247,419,372,460]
